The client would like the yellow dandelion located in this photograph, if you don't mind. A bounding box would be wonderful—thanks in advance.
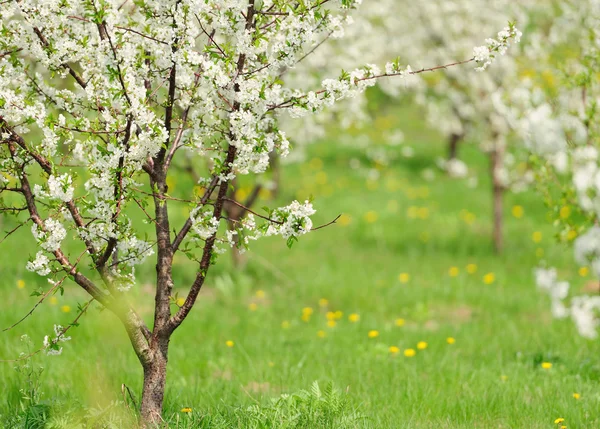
[407,206,419,219]
[61,305,71,313]
[255,290,265,298]
[448,267,459,277]
[318,299,329,307]
[49,296,58,305]
[579,267,589,277]
[317,330,326,338]
[566,229,578,241]
[500,375,508,382]
[303,307,314,315]
[536,248,544,258]
[512,205,524,218]
[483,273,495,285]
[338,214,352,226]
[181,407,192,413]
[387,200,398,213]
[395,318,405,327]
[225,340,234,347]
[561,426,567,429]
[310,157,323,170]
[301,314,311,322]
[176,297,185,306]
[315,171,328,185]
[417,207,430,219]
[446,337,456,345]
[398,273,410,284]
[532,231,543,243]
[281,320,290,329]
[560,206,571,219]
[326,311,336,320]
[404,348,416,357]
[327,320,337,328]
[334,310,343,320]
[368,330,379,338]
[554,418,564,424]
[417,341,428,350]
[541,362,552,369]
[348,313,360,322]
[17,280,25,289]
[364,211,378,223]
[463,212,476,225]
[389,346,400,354]
[466,264,478,274]
[248,303,258,311]
[573,393,581,400]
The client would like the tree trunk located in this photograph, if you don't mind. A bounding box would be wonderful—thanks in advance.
[448,132,462,160]
[489,141,505,253]
[140,340,169,426]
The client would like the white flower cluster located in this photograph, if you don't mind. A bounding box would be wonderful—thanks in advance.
[264,200,316,240]
[43,324,72,356]
[473,24,522,71]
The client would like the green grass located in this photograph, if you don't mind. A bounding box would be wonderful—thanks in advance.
[1,104,599,428]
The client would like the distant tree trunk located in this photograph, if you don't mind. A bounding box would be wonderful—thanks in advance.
[269,152,281,198]
[448,132,463,160]
[489,137,505,253]
[224,182,262,268]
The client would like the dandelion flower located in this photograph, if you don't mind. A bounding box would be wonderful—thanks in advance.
[446,337,456,344]
[301,314,311,322]
[334,311,343,320]
[317,330,326,338]
[61,305,71,313]
[348,313,360,322]
[255,290,265,298]
[573,393,581,399]
[176,297,185,306]
[302,307,314,316]
[389,346,399,354]
[554,418,564,424]
[532,231,542,243]
[417,341,428,350]
[566,229,578,241]
[49,297,58,305]
[225,340,234,347]
[326,311,336,320]
[448,267,459,277]
[404,348,416,357]
[364,211,378,223]
[483,273,495,285]
[181,407,192,413]
[560,206,571,219]
[248,303,258,311]
[318,299,329,307]
[500,375,508,382]
[398,273,410,284]
[512,205,524,218]
[17,280,25,289]
[327,320,337,328]
[395,318,405,327]
[466,264,477,274]
[579,267,589,277]
[368,330,379,338]
[541,362,552,369]
[339,214,352,226]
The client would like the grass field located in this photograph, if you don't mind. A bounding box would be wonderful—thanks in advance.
[1,104,599,428]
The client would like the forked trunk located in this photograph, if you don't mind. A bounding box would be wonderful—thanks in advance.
[489,140,505,253]
[140,340,169,426]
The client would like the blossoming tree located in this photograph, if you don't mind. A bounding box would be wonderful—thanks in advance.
[0,0,519,423]
[525,0,600,338]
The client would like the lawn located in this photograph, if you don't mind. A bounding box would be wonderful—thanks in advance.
[1,103,598,428]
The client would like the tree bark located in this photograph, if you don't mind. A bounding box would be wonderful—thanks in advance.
[489,140,505,253]
[448,132,463,160]
[140,339,169,426]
